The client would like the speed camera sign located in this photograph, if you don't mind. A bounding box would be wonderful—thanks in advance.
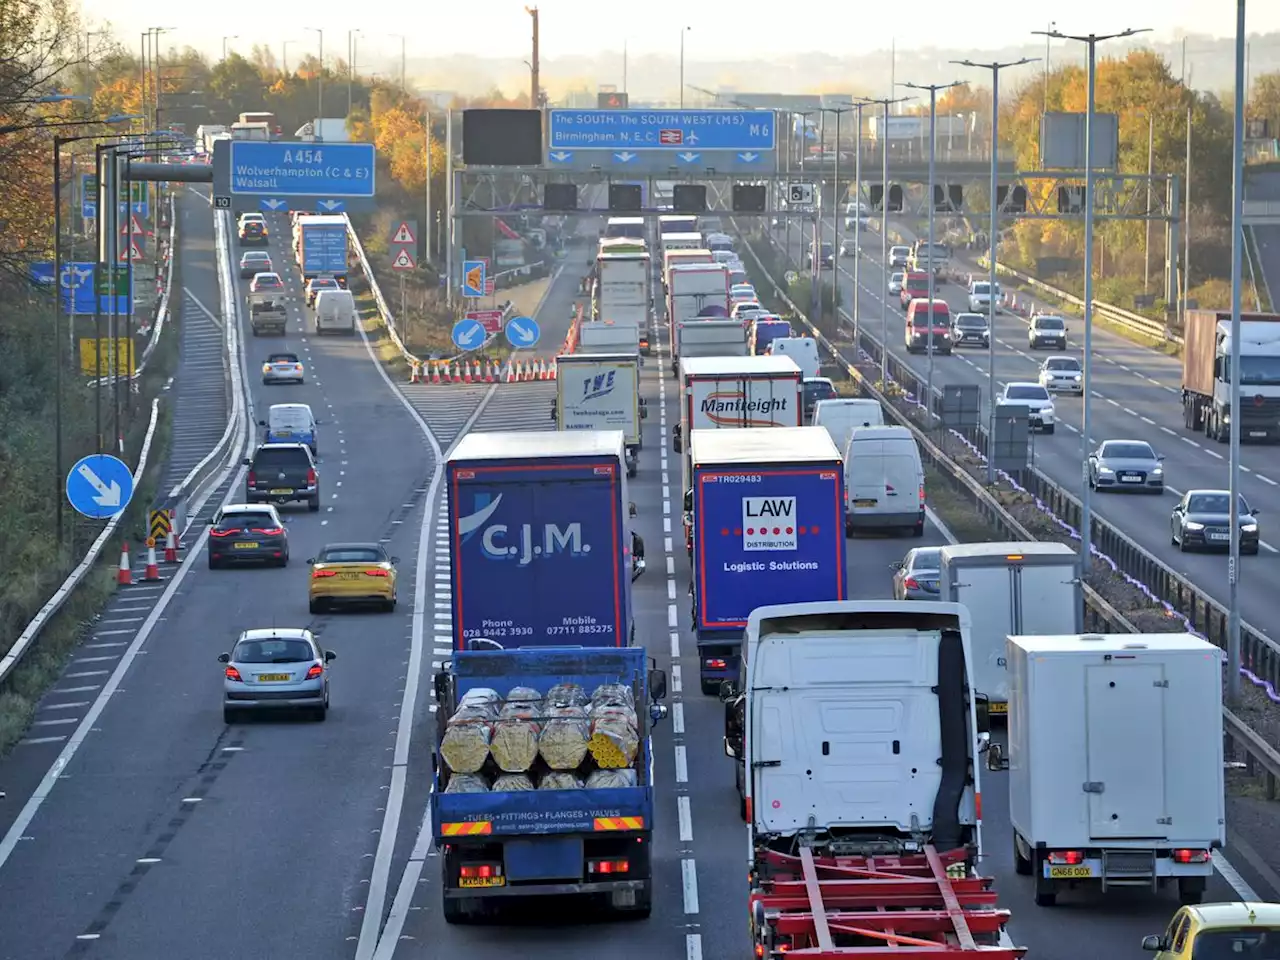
[787,182,815,206]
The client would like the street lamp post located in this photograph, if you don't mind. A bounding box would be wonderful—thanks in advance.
[222,35,237,61]
[306,27,325,120]
[149,28,175,130]
[1034,25,1151,580]
[679,27,690,108]
[900,80,963,420]
[951,57,1038,483]
[1228,0,1247,706]
[347,29,361,116]
[388,34,407,92]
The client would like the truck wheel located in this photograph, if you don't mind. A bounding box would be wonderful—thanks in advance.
[627,881,653,919]
[1034,890,1057,907]
[701,680,720,696]
[308,497,321,512]
[442,895,477,925]
[1013,837,1032,876]
[1178,878,1205,905]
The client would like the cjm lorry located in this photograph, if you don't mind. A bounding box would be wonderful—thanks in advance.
[990,632,1225,908]
[1181,309,1280,442]
[689,427,846,694]
[292,214,349,287]
[720,600,1021,957]
[446,430,645,649]
[937,540,1079,716]
[553,353,646,477]
[431,646,668,922]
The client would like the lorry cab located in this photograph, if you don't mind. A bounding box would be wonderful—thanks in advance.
[260,403,318,454]
[843,426,925,536]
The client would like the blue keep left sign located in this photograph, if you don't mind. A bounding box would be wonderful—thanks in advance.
[66,454,134,520]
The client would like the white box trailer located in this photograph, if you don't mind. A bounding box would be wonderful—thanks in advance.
[578,319,641,355]
[938,541,1079,713]
[1001,632,1225,907]
[675,318,748,366]
[554,352,645,476]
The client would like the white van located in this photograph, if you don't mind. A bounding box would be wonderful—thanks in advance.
[261,402,318,454]
[314,288,357,335]
[813,398,884,455]
[843,425,925,537]
[767,337,821,379]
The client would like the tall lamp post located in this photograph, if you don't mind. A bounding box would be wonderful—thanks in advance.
[1034,25,1150,580]
[222,35,237,61]
[347,29,361,116]
[306,27,325,120]
[679,27,690,108]
[388,33,407,92]
[951,57,1038,483]
[1228,0,1247,706]
[900,79,962,418]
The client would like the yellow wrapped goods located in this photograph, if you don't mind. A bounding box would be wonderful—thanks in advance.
[539,771,584,790]
[490,700,542,773]
[586,768,638,789]
[587,706,640,769]
[440,695,498,774]
[444,773,491,793]
[492,773,535,791]
[538,704,590,770]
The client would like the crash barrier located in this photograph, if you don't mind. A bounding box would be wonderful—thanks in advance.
[736,228,1280,780]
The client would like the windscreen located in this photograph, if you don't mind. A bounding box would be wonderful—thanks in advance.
[1035,316,1065,330]
[1006,385,1049,400]
[1045,357,1079,370]
[319,546,385,563]
[216,512,275,531]
[234,639,314,663]
[253,447,308,468]
[1101,442,1153,459]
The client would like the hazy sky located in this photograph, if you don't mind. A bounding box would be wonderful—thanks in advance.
[85,0,1280,62]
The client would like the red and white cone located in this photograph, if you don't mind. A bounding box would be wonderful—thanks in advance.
[116,543,133,586]
[143,542,163,582]
[164,528,179,563]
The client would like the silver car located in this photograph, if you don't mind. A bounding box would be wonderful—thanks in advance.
[1038,355,1083,393]
[892,547,942,600]
[1087,439,1164,493]
[219,628,335,723]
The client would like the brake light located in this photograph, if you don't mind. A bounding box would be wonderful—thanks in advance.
[1173,849,1209,864]
[247,471,257,486]
[225,666,243,682]
[295,364,303,372]
[459,864,501,879]
[251,527,283,536]
[1047,850,1085,865]
[312,569,338,578]
[209,527,238,538]
[364,569,389,577]
[262,363,271,373]
[904,577,920,590]
[919,484,926,503]
[706,658,727,669]
[305,664,324,680]
[587,859,630,875]
[306,468,316,484]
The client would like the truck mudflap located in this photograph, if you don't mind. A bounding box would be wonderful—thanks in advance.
[696,633,742,695]
[749,845,1025,957]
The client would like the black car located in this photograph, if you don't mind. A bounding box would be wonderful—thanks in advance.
[207,504,289,568]
[806,242,835,269]
[802,377,837,422]
[244,442,321,511]
[1170,489,1260,554]
[951,312,991,347]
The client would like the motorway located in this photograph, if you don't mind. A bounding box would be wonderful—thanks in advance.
[769,211,1280,641]
[0,195,1265,960]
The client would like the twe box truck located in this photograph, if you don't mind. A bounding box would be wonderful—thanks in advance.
[689,427,846,694]
[938,541,1079,715]
[446,431,644,649]
[553,352,645,477]
[994,632,1225,908]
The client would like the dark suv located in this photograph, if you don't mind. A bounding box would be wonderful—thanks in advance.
[244,443,320,511]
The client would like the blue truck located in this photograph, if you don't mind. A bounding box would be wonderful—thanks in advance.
[689,426,847,694]
[431,646,668,922]
[446,430,645,649]
[292,213,349,284]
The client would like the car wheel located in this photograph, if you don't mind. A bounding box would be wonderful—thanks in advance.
[308,497,321,512]
[382,598,396,613]
[309,598,324,614]
[911,522,924,538]
[208,554,220,569]
[1043,424,1055,435]
[277,554,289,567]
[311,705,328,722]
[1245,544,1261,556]
[223,707,241,724]
[1177,529,1188,552]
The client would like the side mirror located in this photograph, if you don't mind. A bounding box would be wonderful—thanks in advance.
[986,741,1008,772]
[974,693,991,735]
[629,502,637,518]
[205,517,215,525]
[719,680,739,702]
[889,560,903,570]
[433,670,450,705]
[1157,454,1166,461]
[672,434,683,453]
[683,490,693,513]
[640,405,649,419]
[631,557,646,581]
[1253,508,1262,515]
[242,457,251,466]
[1141,936,1164,953]
[390,556,401,564]
[648,668,668,700]
[324,650,337,662]
[217,653,231,663]
[257,419,266,426]
[724,737,738,759]
[306,557,315,565]
[632,534,646,560]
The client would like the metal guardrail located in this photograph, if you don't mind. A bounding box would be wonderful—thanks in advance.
[738,227,1280,780]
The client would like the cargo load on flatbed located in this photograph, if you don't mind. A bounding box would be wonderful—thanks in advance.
[1180,309,1280,442]
[431,646,667,922]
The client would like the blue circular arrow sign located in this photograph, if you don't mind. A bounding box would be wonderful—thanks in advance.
[66,454,135,520]
[505,315,541,349]
[451,317,486,352]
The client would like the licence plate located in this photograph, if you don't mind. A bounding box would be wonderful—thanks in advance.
[339,572,360,580]
[234,542,259,549]
[1048,865,1093,879]
[1119,475,1141,483]
[257,673,290,682]
[459,876,505,888]
[1208,532,1229,541]
[854,499,877,507]
[988,701,1008,714]
[270,488,292,494]
[272,431,290,438]
[1250,430,1267,437]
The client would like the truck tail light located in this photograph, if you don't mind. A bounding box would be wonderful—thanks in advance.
[1173,849,1209,864]
[459,863,502,879]
[1047,850,1084,865]
[587,859,630,875]
[306,468,317,485]
[247,471,257,487]
[919,484,926,503]
[705,658,727,670]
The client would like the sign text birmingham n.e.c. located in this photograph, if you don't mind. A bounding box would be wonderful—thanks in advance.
[547,109,776,152]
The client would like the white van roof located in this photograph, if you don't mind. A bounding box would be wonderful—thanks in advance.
[690,426,841,466]
[849,425,914,442]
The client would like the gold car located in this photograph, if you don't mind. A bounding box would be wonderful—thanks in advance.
[307,542,399,613]
[1143,902,1280,959]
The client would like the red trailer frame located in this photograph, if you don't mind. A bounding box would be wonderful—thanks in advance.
[748,845,1025,958]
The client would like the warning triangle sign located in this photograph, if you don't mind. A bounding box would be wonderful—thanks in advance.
[390,221,416,245]
[391,247,416,270]
[117,238,145,262]
[119,214,145,235]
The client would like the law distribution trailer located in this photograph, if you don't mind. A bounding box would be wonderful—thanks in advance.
[690,427,846,694]
[446,431,638,649]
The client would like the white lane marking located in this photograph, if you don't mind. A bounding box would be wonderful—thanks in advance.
[672,701,685,735]
[1206,450,1224,460]
[677,795,693,841]
[1259,475,1278,486]
[1161,426,1177,436]
[675,744,689,784]
[681,858,700,913]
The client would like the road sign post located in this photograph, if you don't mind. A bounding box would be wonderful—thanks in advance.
[546,108,777,173]
[505,315,541,349]
[391,248,416,270]
[66,453,134,519]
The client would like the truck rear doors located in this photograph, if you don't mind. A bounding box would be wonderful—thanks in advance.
[1085,662,1167,839]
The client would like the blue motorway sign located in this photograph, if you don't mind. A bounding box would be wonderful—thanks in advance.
[451,317,486,352]
[29,261,131,316]
[548,109,776,152]
[227,140,376,198]
[66,453,134,520]
[81,173,97,219]
[505,315,540,349]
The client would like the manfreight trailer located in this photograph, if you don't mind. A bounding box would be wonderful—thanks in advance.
[689,427,846,693]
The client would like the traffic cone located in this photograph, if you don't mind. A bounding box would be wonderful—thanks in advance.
[485,361,496,383]
[409,361,420,383]
[164,528,178,563]
[430,363,440,384]
[504,361,514,383]
[116,543,133,586]
[452,362,461,382]
[540,359,550,380]
[549,359,558,380]
[462,362,472,383]
[143,542,163,582]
